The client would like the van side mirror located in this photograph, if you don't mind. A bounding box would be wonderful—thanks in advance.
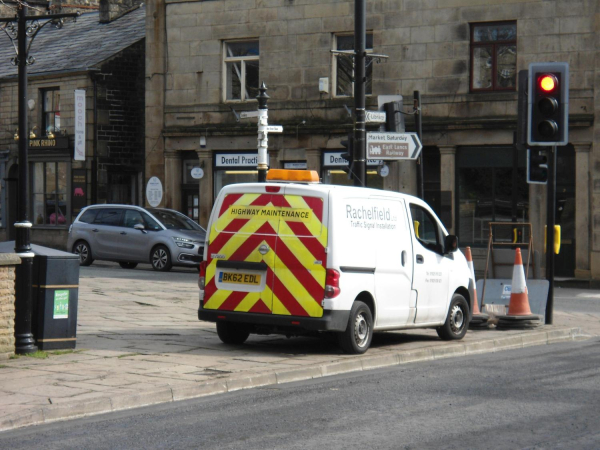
[444,235,458,254]
[134,223,145,231]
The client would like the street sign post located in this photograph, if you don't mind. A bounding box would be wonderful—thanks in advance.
[366,132,422,160]
[365,110,386,123]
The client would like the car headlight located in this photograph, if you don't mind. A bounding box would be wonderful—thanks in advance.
[173,236,196,249]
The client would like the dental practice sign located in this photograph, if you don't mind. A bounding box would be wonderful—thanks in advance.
[215,152,259,168]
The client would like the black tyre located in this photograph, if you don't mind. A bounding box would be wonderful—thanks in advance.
[216,321,250,345]
[151,245,172,271]
[73,240,93,266]
[436,293,469,341]
[119,262,138,269]
[337,301,373,354]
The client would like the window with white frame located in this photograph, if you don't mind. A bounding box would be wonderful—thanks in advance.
[333,33,373,97]
[42,88,60,135]
[223,40,259,102]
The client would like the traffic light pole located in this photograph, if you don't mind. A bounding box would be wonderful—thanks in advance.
[545,145,556,324]
[353,0,366,187]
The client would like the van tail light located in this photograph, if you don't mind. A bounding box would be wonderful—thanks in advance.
[198,260,207,290]
[324,269,340,299]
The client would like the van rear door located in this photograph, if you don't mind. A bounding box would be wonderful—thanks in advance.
[203,187,327,318]
[204,191,279,314]
[271,187,327,318]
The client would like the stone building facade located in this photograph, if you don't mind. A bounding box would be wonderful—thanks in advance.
[145,0,599,283]
[0,6,145,249]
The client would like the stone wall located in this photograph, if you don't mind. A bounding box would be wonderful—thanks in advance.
[146,0,599,281]
[0,254,20,359]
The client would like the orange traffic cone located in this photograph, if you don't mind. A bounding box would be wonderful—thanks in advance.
[506,248,531,315]
[497,248,542,329]
[465,247,488,328]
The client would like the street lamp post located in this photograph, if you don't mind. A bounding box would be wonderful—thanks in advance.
[0,4,79,354]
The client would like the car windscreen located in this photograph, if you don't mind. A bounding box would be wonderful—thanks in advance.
[147,209,205,231]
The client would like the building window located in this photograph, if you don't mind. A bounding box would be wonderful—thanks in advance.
[470,22,516,92]
[223,40,259,102]
[333,33,373,97]
[42,89,60,135]
[32,161,67,226]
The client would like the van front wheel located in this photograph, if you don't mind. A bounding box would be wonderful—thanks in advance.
[338,301,373,354]
[436,294,469,341]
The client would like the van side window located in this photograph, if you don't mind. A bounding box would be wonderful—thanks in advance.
[409,204,442,254]
[93,208,123,227]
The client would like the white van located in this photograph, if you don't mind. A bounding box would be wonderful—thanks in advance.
[198,170,473,354]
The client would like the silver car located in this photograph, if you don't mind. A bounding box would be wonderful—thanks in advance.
[67,205,206,271]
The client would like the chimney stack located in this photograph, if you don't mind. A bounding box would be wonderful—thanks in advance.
[99,0,142,23]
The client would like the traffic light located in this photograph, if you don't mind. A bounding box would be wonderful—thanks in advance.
[527,148,548,184]
[383,101,405,132]
[527,62,569,146]
[340,133,354,177]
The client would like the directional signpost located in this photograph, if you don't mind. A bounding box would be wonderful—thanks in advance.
[365,110,386,123]
[240,110,260,119]
[265,125,283,133]
[366,132,422,160]
[239,85,283,182]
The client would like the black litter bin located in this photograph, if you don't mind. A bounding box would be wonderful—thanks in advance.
[0,242,80,350]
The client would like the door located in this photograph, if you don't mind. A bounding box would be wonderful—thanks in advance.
[270,189,327,318]
[182,189,200,222]
[372,198,413,327]
[117,208,152,261]
[203,191,279,314]
[91,208,125,259]
[409,203,451,324]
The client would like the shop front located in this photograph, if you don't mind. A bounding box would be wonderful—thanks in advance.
[214,151,260,200]
[321,150,384,189]
[26,136,75,248]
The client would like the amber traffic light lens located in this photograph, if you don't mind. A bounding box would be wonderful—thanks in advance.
[539,74,557,92]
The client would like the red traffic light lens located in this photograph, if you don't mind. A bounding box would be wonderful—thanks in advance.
[539,74,557,92]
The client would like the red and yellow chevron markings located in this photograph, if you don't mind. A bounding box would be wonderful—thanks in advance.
[204,192,327,318]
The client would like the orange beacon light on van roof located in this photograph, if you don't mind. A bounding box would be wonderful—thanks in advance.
[266,169,320,183]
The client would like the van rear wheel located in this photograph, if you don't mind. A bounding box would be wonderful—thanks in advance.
[337,301,373,354]
[436,293,469,341]
[216,321,250,345]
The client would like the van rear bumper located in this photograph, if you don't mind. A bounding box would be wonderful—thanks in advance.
[198,306,349,332]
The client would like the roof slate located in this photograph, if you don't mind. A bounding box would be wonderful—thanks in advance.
[0,6,145,79]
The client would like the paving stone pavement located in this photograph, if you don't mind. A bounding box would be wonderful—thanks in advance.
[0,263,597,432]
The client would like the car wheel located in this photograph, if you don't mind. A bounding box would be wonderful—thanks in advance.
[216,321,250,345]
[119,262,138,269]
[151,245,172,272]
[436,293,469,341]
[73,240,93,266]
[337,301,373,354]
